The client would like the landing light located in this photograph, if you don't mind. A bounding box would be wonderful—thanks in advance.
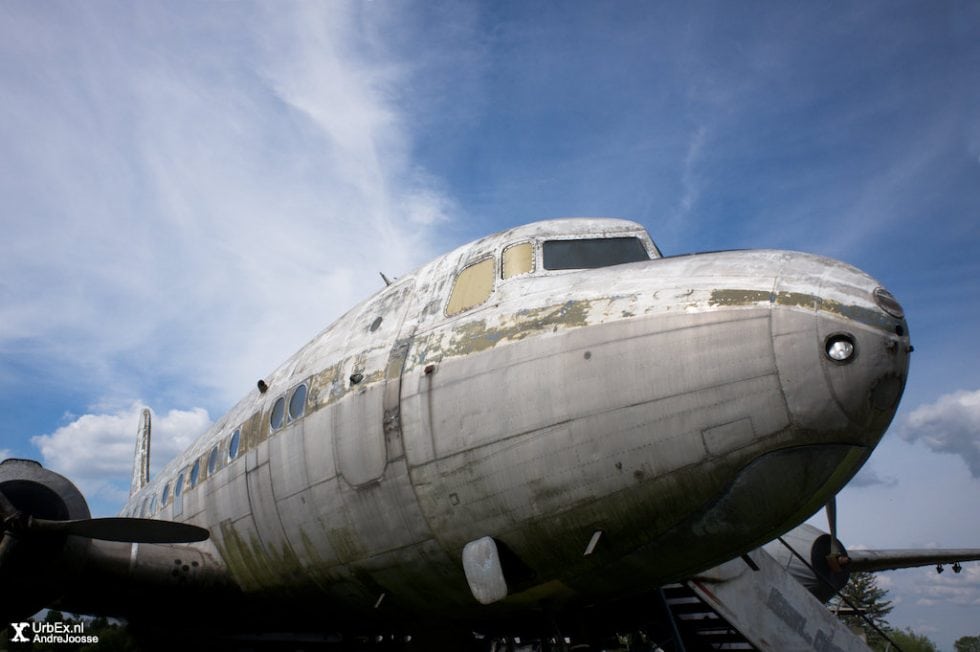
[826,335,856,362]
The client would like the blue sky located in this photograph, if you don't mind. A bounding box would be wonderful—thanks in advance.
[2,1,978,647]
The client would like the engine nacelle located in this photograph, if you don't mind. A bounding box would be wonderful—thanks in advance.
[0,458,93,621]
[763,522,850,603]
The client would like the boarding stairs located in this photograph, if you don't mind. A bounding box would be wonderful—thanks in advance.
[659,547,870,652]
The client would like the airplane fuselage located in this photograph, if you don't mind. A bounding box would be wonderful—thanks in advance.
[50,218,910,629]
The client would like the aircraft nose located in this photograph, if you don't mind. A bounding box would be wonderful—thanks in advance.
[772,254,911,446]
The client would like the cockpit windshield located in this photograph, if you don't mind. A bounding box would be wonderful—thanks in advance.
[542,237,650,270]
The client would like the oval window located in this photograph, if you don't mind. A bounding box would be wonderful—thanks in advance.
[150,494,157,514]
[190,460,200,488]
[140,497,148,517]
[229,429,241,460]
[208,446,219,474]
[175,471,185,498]
[161,482,171,505]
[289,384,307,421]
[270,397,286,430]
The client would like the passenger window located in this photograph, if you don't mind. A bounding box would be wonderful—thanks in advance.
[140,497,148,517]
[208,446,219,474]
[271,397,286,430]
[446,257,495,316]
[229,429,241,460]
[289,383,307,420]
[502,242,534,279]
[150,494,157,514]
[174,471,185,517]
[161,482,171,505]
[542,237,649,270]
[190,460,201,487]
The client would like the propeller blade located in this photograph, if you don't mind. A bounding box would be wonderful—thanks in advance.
[27,517,209,544]
[0,488,19,520]
[826,497,839,556]
[0,534,17,566]
[823,496,851,572]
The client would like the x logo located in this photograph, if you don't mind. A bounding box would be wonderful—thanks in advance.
[10,622,30,643]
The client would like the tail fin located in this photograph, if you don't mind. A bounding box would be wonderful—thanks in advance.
[130,408,151,496]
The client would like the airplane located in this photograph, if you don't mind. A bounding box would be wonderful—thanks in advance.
[0,217,976,650]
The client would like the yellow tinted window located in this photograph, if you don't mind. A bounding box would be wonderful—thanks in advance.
[447,258,495,316]
[502,242,534,279]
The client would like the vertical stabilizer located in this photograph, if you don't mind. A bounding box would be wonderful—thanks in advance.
[130,408,151,496]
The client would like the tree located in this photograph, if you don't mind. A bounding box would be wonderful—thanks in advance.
[956,635,980,652]
[881,628,938,652]
[833,571,894,648]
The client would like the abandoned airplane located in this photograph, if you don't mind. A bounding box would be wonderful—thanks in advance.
[3,218,972,649]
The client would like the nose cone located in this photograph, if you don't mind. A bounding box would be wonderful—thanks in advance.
[773,253,911,447]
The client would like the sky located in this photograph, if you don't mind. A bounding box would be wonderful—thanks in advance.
[1,1,978,648]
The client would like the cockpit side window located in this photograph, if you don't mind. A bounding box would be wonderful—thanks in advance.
[542,237,650,270]
[502,242,534,279]
[446,257,495,316]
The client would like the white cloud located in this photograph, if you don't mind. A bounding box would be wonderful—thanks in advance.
[0,449,10,461]
[910,564,980,607]
[847,464,898,488]
[0,4,458,414]
[31,404,211,507]
[901,389,980,478]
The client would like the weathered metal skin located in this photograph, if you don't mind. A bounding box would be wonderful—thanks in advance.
[62,218,910,628]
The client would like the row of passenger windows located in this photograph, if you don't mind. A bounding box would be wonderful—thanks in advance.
[447,236,649,317]
[129,237,650,515]
[130,381,307,518]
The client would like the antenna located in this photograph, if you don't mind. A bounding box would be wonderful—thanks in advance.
[379,272,393,287]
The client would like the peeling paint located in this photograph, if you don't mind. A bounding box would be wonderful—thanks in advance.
[709,289,897,331]
[418,300,592,361]
[710,289,772,307]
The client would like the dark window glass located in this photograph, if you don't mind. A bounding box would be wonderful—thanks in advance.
[150,494,157,514]
[175,472,185,497]
[208,446,218,474]
[161,482,170,505]
[229,429,241,460]
[289,384,307,421]
[542,237,649,270]
[271,397,286,430]
[190,461,200,487]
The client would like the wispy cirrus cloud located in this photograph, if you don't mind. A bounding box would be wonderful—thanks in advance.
[0,3,459,415]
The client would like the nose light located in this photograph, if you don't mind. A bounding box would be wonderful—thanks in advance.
[826,334,856,362]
